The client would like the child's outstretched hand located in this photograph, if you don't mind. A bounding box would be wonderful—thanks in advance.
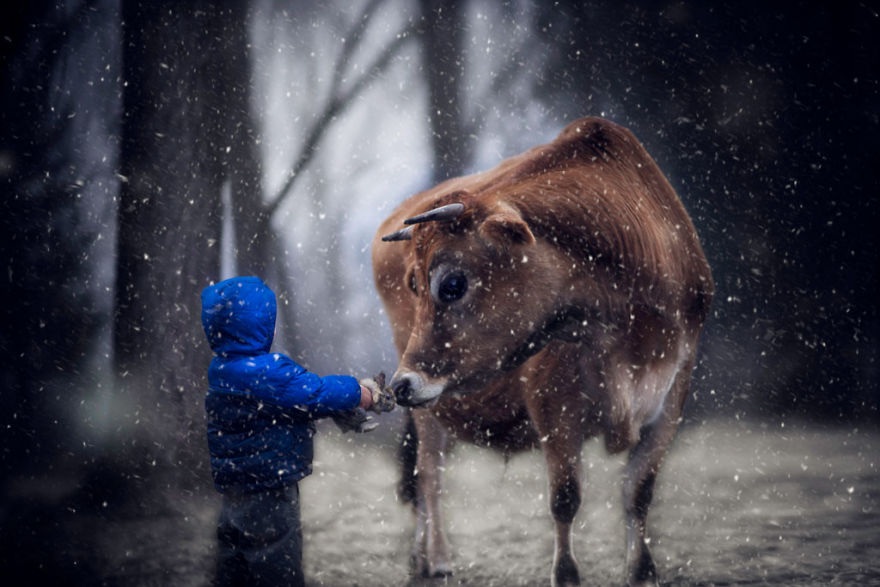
[360,372,396,413]
[332,408,377,434]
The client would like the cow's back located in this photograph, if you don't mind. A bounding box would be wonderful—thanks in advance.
[507,117,713,328]
[374,117,713,343]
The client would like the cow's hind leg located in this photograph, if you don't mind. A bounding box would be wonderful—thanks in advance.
[622,362,692,587]
[411,409,452,577]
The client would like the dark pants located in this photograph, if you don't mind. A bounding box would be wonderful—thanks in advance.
[215,484,304,587]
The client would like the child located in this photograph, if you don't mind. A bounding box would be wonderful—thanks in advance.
[200,276,394,586]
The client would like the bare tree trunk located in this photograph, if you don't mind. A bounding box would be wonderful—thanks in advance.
[419,0,471,182]
[115,1,225,486]
[0,1,117,479]
[221,1,272,278]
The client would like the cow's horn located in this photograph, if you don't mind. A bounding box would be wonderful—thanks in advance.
[381,226,414,242]
[403,203,465,225]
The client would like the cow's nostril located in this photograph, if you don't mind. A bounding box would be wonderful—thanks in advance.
[391,376,412,403]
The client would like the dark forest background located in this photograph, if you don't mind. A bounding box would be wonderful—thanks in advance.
[0,0,877,581]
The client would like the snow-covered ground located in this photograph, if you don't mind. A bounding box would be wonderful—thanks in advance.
[84,420,880,585]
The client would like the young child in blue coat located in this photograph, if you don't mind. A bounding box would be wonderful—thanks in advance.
[200,276,393,586]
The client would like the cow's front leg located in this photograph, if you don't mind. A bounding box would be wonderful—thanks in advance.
[411,408,452,577]
[544,426,585,587]
[528,390,585,587]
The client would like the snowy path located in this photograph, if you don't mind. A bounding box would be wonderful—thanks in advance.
[94,421,879,586]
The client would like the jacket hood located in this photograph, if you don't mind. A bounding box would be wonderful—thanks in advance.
[201,276,276,356]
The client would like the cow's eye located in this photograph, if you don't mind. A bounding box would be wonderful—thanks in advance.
[437,272,468,303]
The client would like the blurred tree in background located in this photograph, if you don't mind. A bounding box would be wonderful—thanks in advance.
[115,0,226,488]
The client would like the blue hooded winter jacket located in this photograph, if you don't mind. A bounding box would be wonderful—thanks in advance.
[201,276,361,493]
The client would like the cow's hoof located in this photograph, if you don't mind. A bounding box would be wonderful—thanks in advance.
[552,552,580,586]
[626,547,658,586]
[410,552,425,577]
[411,554,452,579]
[422,561,453,578]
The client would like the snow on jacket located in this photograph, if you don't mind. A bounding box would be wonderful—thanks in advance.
[200,276,361,493]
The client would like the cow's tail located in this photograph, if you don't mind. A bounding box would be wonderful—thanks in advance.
[397,409,419,504]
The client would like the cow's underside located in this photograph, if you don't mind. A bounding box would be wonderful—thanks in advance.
[421,344,642,457]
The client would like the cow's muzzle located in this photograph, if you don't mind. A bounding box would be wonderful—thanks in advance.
[390,370,444,407]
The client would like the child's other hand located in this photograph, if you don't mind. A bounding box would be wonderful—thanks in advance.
[332,408,377,434]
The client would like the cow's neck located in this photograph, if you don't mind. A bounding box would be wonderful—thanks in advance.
[499,305,588,372]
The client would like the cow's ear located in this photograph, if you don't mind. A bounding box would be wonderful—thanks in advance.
[478,204,535,247]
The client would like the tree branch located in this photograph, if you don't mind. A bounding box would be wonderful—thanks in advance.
[266,19,418,217]
[330,0,386,95]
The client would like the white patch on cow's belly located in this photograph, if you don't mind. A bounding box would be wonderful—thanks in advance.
[633,344,686,426]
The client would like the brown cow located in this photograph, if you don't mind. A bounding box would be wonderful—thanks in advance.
[372,117,713,586]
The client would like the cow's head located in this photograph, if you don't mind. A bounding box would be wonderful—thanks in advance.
[381,193,583,407]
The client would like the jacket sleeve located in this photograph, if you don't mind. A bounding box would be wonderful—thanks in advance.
[261,354,361,417]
